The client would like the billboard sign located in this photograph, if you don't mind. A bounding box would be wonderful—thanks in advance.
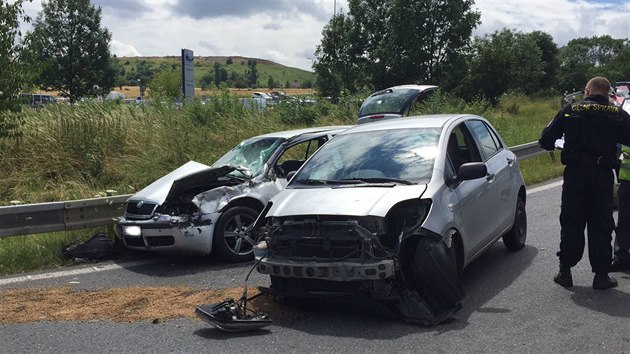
[181,48,194,102]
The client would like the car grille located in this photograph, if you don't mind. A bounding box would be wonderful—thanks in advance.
[124,236,175,247]
[272,239,361,259]
[124,201,158,219]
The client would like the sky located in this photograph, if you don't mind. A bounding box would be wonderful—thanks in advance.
[19,0,630,72]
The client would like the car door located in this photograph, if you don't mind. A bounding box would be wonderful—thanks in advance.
[445,123,498,259]
[270,135,331,188]
[465,119,514,241]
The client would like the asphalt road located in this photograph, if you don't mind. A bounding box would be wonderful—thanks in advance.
[1,178,629,353]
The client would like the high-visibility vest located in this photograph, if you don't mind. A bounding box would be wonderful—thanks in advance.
[620,145,630,181]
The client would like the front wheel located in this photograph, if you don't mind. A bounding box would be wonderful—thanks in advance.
[212,206,259,262]
[502,196,527,251]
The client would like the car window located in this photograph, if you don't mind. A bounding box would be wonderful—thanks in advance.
[446,124,478,173]
[466,120,501,160]
[275,137,328,177]
[294,128,441,184]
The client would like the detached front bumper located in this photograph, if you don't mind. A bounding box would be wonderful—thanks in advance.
[117,213,220,255]
[256,255,395,281]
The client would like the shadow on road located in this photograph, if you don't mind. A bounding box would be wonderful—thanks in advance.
[193,327,271,339]
[568,273,630,318]
[111,247,256,278]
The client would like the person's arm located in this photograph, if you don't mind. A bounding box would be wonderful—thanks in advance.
[539,108,566,151]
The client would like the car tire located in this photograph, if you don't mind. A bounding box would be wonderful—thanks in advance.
[502,196,527,251]
[212,206,259,262]
[409,236,464,317]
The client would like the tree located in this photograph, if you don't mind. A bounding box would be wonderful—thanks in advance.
[246,60,258,87]
[524,31,559,91]
[200,69,214,90]
[314,11,367,100]
[22,0,115,102]
[147,70,182,99]
[557,36,629,93]
[464,29,545,102]
[314,0,481,100]
[111,56,127,90]
[0,0,30,113]
[267,76,276,90]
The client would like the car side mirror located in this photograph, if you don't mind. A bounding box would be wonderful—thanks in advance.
[457,162,488,181]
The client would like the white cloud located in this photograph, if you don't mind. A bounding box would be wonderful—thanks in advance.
[110,40,142,57]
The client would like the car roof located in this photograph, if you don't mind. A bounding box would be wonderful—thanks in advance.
[378,84,438,92]
[254,126,353,139]
[339,114,471,135]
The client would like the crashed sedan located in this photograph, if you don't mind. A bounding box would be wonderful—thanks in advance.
[254,115,527,324]
[117,126,350,262]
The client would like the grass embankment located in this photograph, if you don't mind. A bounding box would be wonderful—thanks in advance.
[0,92,563,275]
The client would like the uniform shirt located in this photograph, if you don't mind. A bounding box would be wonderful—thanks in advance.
[539,94,630,167]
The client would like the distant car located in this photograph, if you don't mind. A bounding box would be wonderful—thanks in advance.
[358,84,438,124]
[116,126,351,261]
[20,93,56,107]
[254,114,526,324]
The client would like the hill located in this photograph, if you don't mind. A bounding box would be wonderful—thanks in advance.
[116,55,316,90]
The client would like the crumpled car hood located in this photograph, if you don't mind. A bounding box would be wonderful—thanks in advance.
[267,184,426,218]
[128,161,239,205]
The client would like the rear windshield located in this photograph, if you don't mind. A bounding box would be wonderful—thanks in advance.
[358,89,420,117]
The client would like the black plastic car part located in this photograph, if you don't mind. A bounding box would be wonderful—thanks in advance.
[195,295,272,332]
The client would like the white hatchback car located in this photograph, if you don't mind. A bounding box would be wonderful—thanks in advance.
[254,114,527,324]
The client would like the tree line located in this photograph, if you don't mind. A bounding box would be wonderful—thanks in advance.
[2,0,629,113]
[314,0,630,102]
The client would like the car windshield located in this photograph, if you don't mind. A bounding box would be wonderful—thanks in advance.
[292,127,441,185]
[358,89,420,117]
[212,137,284,177]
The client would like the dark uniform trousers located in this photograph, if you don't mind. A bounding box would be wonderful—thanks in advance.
[559,165,615,273]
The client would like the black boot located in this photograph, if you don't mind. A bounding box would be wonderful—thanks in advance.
[554,265,573,287]
[592,273,617,290]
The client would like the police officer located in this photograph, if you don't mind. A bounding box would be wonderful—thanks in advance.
[612,144,630,271]
[539,77,630,289]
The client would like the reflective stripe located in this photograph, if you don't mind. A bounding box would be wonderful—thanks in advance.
[619,145,630,181]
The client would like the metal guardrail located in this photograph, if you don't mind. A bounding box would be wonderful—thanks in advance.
[0,142,549,238]
[0,195,131,238]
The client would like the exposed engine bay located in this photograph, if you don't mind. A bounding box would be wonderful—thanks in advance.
[255,200,464,325]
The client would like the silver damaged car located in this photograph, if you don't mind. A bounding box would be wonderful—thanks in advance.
[254,115,527,324]
[117,126,350,262]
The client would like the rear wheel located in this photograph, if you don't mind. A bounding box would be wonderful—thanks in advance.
[212,206,259,262]
[502,196,527,251]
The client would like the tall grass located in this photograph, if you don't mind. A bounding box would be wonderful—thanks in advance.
[0,92,563,275]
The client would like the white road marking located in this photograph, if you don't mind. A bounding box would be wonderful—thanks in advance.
[526,180,563,195]
[0,260,159,286]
